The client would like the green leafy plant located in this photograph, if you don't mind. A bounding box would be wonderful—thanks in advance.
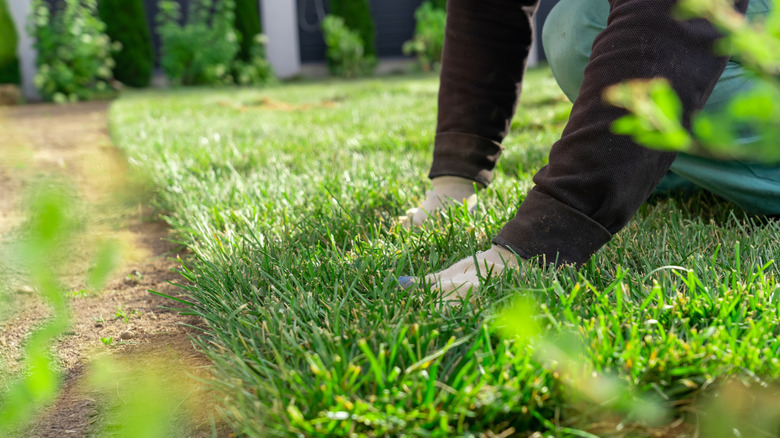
[125,269,144,283]
[87,240,121,292]
[230,0,274,85]
[156,0,239,86]
[0,0,20,85]
[233,34,275,86]
[604,78,694,152]
[321,15,375,78]
[88,356,199,437]
[100,336,114,347]
[0,185,122,432]
[605,0,780,162]
[98,0,154,88]
[0,188,75,433]
[403,2,446,72]
[329,0,377,60]
[67,289,89,298]
[28,0,117,103]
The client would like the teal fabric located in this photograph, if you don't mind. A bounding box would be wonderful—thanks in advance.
[541,0,780,214]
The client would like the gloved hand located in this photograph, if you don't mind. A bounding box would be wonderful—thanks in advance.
[398,245,519,306]
[399,176,481,228]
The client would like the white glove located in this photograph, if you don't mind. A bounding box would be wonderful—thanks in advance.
[399,176,480,228]
[398,245,519,306]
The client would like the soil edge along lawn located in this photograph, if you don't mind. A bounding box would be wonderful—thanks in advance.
[0,102,230,437]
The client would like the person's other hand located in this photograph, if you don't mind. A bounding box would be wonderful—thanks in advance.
[398,176,480,228]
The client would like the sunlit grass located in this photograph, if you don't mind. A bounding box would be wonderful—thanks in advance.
[111,68,780,437]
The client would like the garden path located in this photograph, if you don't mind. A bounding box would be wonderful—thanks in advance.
[0,102,229,437]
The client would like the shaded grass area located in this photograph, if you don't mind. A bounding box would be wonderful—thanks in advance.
[110,68,780,437]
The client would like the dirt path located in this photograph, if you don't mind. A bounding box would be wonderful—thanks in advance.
[0,102,228,437]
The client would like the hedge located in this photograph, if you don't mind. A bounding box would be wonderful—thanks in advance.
[329,0,376,58]
[430,0,446,10]
[234,0,262,63]
[0,0,20,85]
[98,0,154,87]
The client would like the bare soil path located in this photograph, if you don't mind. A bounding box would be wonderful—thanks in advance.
[0,102,229,437]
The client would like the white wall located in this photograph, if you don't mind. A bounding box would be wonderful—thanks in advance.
[260,0,301,78]
[8,0,39,100]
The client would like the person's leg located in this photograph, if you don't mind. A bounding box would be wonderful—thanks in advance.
[541,0,610,104]
[542,0,780,214]
[544,0,772,109]
[669,156,780,215]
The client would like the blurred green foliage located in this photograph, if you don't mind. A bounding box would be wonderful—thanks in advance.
[329,0,377,60]
[98,0,154,88]
[0,0,20,85]
[403,2,446,72]
[234,0,262,63]
[604,78,694,152]
[429,0,447,10]
[28,0,117,103]
[156,0,274,86]
[606,0,780,162]
[156,0,239,86]
[233,33,275,86]
[88,357,192,437]
[321,15,376,78]
[0,187,76,433]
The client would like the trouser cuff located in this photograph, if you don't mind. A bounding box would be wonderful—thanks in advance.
[493,189,612,267]
[429,132,504,187]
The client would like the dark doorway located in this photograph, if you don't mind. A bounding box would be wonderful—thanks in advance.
[297,0,424,63]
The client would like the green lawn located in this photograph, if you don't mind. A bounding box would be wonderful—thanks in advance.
[110,68,780,437]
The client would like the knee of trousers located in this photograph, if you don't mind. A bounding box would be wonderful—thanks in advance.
[541,0,610,103]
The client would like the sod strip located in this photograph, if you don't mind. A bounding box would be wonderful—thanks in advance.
[111,70,780,437]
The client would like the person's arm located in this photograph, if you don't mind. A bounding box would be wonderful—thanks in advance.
[494,0,750,266]
[429,0,541,187]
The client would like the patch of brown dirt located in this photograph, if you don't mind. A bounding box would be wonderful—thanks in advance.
[0,102,229,437]
[218,96,339,111]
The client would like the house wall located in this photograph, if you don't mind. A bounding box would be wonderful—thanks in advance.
[261,0,300,77]
[8,0,39,100]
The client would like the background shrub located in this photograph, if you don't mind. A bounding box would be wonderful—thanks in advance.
[429,0,446,10]
[403,1,446,72]
[0,0,20,85]
[233,34,275,86]
[321,15,374,78]
[233,0,262,63]
[29,0,116,102]
[329,0,377,62]
[98,0,154,88]
[156,0,240,86]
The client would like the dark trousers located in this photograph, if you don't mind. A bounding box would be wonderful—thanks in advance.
[430,0,749,265]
